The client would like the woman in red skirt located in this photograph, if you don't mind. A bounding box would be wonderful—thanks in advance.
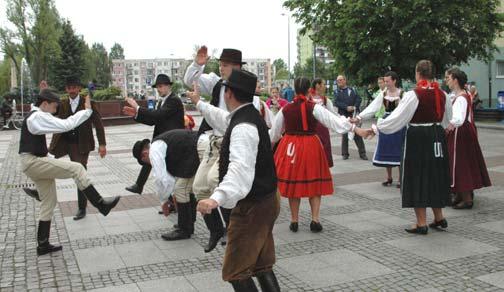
[445,67,491,209]
[270,77,370,232]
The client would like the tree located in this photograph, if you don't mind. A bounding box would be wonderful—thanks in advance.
[203,58,219,75]
[293,57,333,81]
[49,20,86,90]
[3,0,61,85]
[109,43,125,60]
[0,58,12,95]
[284,0,503,84]
[273,58,289,80]
[88,43,111,87]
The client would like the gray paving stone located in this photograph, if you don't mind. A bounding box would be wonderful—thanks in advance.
[87,283,140,292]
[74,246,125,273]
[476,271,504,289]
[475,220,504,234]
[385,233,500,263]
[136,276,197,292]
[325,210,409,231]
[115,241,167,267]
[185,271,233,292]
[338,182,400,200]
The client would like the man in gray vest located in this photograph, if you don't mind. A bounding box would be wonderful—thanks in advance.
[132,129,199,240]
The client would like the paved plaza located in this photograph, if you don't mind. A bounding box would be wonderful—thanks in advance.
[1,117,504,291]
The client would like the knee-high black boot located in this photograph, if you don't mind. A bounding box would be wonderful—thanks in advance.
[81,185,120,216]
[230,278,258,292]
[37,221,62,256]
[73,189,87,220]
[257,270,281,292]
[203,208,224,252]
[125,164,151,194]
[161,202,193,241]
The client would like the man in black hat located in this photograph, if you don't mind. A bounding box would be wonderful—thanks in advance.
[183,46,253,253]
[19,89,120,256]
[132,129,199,240]
[123,74,185,195]
[48,76,107,220]
[189,69,281,292]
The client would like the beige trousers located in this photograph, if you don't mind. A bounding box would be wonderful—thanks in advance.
[173,177,194,203]
[20,154,91,221]
[192,136,222,200]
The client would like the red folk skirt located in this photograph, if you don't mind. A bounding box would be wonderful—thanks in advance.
[447,122,491,193]
[274,133,333,198]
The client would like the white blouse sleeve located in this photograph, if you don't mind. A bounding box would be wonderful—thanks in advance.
[358,91,383,120]
[377,90,418,134]
[269,108,285,144]
[325,98,338,115]
[449,95,466,127]
[313,104,354,134]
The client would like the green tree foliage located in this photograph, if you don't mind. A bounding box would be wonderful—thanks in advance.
[86,43,111,88]
[284,0,503,84]
[49,20,86,90]
[0,59,12,95]
[109,43,125,60]
[203,58,220,75]
[293,57,333,81]
[3,0,61,85]
[273,58,289,80]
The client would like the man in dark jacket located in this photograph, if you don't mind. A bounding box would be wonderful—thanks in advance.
[333,75,368,160]
[123,74,185,194]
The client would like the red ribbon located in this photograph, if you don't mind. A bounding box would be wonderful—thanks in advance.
[294,94,309,131]
[417,80,442,120]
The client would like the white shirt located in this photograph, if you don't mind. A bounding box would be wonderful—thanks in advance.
[184,62,269,134]
[358,89,402,120]
[196,101,259,209]
[69,95,80,113]
[311,95,337,115]
[449,93,470,127]
[376,89,452,134]
[269,104,354,144]
[148,140,176,203]
[27,106,92,135]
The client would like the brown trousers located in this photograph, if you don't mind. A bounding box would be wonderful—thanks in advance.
[222,191,280,282]
[68,144,89,210]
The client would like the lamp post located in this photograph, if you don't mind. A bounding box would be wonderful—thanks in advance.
[281,13,291,86]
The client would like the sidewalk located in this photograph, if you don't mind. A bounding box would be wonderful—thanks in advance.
[0,125,504,291]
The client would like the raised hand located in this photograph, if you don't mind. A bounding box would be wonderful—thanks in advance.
[84,95,91,110]
[186,81,201,105]
[39,80,48,91]
[125,97,139,109]
[122,106,137,117]
[195,45,209,66]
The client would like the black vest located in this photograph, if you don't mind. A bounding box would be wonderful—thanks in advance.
[153,129,200,178]
[197,80,223,135]
[19,111,48,157]
[219,104,277,200]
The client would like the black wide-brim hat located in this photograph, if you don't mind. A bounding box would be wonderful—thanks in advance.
[36,89,60,103]
[65,76,84,87]
[132,139,150,165]
[222,69,257,100]
[218,49,247,65]
[152,74,173,88]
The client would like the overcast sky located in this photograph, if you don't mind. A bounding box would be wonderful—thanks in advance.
[0,0,300,69]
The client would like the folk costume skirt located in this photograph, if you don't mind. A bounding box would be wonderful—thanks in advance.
[447,121,491,193]
[373,127,406,167]
[274,134,333,198]
[401,124,450,208]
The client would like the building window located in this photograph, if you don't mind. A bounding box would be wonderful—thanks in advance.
[497,61,504,78]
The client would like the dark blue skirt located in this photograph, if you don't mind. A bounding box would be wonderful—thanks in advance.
[373,127,406,167]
